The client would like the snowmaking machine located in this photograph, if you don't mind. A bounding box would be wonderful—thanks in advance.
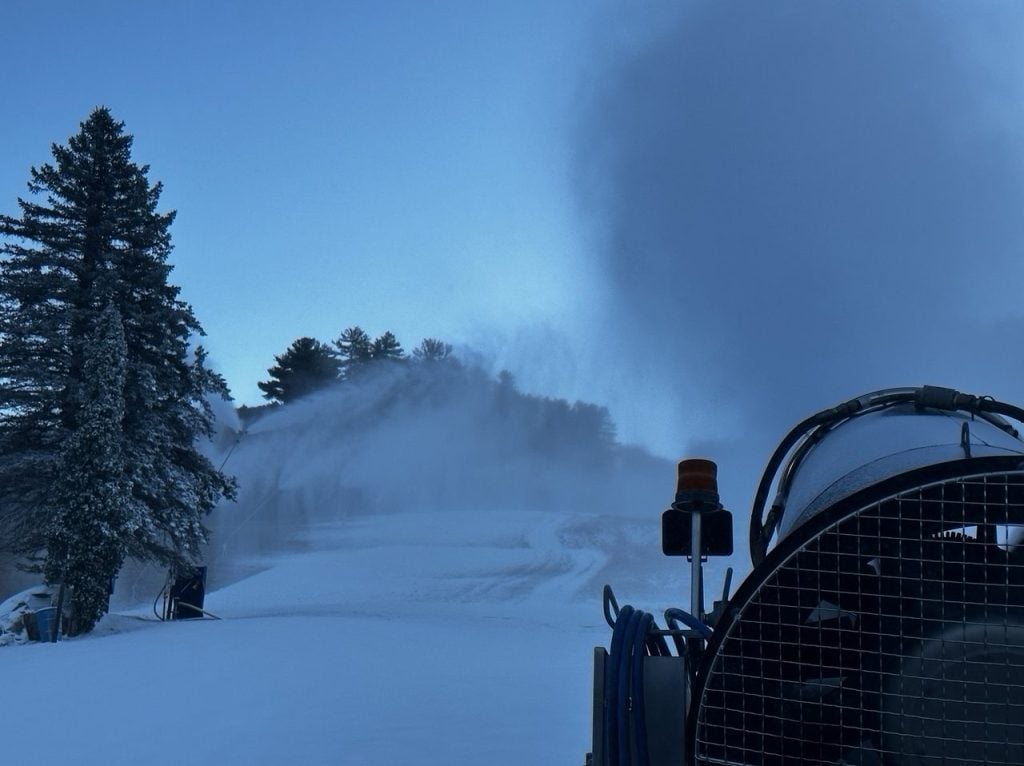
[586,386,1024,765]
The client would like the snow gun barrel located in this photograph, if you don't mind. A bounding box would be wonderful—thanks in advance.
[585,385,1024,766]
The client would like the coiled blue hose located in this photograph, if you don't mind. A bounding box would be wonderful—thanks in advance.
[616,609,643,766]
[602,594,710,766]
[631,611,655,766]
[605,604,633,764]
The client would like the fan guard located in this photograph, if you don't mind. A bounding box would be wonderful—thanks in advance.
[693,460,1024,766]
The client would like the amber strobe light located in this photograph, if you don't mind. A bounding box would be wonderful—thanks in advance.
[676,458,720,502]
[663,459,734,558]
[665,458,733,622]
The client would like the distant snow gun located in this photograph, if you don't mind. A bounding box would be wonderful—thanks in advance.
[148,424,246,623]
[584,385,1024,766]
[154,566,220,621]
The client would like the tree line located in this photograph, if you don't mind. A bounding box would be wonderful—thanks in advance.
[249,328,618,464]
[252,330,618,461]
[256,329,455,405]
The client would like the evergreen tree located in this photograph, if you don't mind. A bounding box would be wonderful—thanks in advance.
[370,331,404,362]
[44,305,133,634]
[334,326,373,378]
[412,337,454,364]
[258,336,341,403]
[569,401,617,449]
[0,108,235,623]
[335,326,373,362]
[334,326,406,377]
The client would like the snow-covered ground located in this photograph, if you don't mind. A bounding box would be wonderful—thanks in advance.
[1,504,731,765]
[0,386,740,764]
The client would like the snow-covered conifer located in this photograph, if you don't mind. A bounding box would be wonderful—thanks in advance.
[44,305,133,633]
[0,109,235,630]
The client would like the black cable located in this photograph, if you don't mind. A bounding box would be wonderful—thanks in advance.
[217,428,245,472]
[747,386,1024,566]
[153,571,172,621]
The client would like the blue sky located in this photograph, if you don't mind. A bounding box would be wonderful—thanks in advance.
[1,1,609,410]
[7,2,1024,477]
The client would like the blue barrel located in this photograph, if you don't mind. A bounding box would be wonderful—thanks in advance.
[33,607,58,642]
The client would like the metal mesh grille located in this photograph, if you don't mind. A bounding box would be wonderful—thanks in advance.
[695,471,1024,766]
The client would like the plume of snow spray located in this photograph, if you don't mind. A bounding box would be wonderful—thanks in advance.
[178,363,674,597]
[572,1,1024,501]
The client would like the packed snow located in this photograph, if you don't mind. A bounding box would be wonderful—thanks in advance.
[2,509,729,764]
[0,384,737,764]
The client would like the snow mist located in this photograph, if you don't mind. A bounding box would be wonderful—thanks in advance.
[143,363,675,599]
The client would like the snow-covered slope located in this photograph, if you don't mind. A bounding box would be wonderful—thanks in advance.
[3,505,728,765]
[1,379,733,764]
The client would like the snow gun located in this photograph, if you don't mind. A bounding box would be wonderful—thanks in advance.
[586,385,1024,766]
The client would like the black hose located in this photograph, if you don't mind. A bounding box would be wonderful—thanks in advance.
[605,604,633,765]
[217,428,245,471]
[632,611,655,766]
[645,618,671,657]
[748,391,882,565]
[664,607,712,640]
[617,610,643,766]
[747,386,1024,566]
[603,584,620,630]
[153,571,172,621]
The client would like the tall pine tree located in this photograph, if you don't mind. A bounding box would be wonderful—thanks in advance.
[412,338,455,364]
[0,108,235,629]
[334,326,373,379]
[258,336,341,403]
[370,331,404,362]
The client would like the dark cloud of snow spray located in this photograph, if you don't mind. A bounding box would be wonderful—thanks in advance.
[574,2,1024,512]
